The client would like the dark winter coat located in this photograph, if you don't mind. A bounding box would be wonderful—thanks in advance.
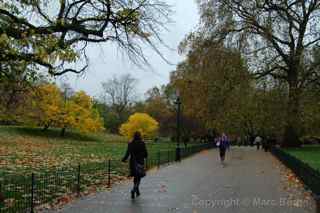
[122,139,148,177]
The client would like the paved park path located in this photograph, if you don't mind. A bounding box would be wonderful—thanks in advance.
[47,147,316,213]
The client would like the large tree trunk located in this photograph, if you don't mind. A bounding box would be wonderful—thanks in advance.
[282,72,302,148]
[42,124,50,131]
[60,127,66,137]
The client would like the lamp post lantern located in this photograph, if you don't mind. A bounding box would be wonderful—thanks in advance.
[175,91,182,161]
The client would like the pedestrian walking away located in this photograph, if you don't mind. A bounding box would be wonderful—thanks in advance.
[122,131,148,199]
[254,135,262,150]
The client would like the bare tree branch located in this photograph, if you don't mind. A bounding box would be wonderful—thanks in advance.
[0,0,172,76]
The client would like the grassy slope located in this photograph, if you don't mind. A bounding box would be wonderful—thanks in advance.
[0,126,176,174]
[285,146,320,171]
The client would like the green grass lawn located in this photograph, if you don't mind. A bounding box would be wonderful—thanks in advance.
[285,146,320,171]
[0,125,176,175]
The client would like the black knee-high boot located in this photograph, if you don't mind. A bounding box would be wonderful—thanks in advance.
[135,177,141,196]
[131,177,138,199]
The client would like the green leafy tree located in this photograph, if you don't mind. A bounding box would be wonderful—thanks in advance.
[0,63,44,123]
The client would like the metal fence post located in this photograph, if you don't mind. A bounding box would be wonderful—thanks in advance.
[175,147,181,162]
[167,150,170,164]
[0,182,3,206]
[30,173,35,213]
[316,194,320,213]
[145,158,149,170]
[157,151,160,168]
[77,164,81,197]
[108,159,111,187]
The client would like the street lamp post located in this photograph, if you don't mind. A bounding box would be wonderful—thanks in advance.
[61,86,69,137]
[175,93,182,162]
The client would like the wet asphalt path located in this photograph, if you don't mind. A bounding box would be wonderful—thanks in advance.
[46,147,315,213]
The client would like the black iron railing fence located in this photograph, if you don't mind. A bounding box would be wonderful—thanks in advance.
[0,143,214,213]
[271,147,320,197]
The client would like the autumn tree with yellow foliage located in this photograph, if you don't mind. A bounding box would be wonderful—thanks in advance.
[60,91,104,136]
[31,84,64,130]
[119,113,159,140]
[30,84,104,135]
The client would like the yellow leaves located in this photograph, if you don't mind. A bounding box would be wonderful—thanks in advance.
[71,91,92,109]
[117,8,143,35]
[57,48,78,62]
[30,34,77,64]
[119,113,159,140]
[61,91,104,133]
[33,84,63,125]
[117,9,140,23]
[31,84,104,134]
[0,33,9,44]
[36,46,50,62]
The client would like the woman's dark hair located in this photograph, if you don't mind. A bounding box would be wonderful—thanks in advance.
[133,131,142,142]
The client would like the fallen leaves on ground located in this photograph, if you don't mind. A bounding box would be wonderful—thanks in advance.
[271,155,315,211]
[158,183,168,193]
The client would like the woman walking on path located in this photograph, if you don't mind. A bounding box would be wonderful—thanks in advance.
[122,131,148,199]
[216,133,230,164]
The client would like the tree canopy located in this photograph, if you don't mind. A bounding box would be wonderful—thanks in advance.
[173,36,251,135]
[196,0,320,146]
[119,112,159,140]
[0,0,171,77]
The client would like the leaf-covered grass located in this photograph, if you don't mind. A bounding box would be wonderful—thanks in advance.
[284,146,320,171]
[0,126,212,213]
[0,125,175,176]
[0,126,189,212]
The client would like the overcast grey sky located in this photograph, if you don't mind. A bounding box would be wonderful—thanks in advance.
[58,0,199,99]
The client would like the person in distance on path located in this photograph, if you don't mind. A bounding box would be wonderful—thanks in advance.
[216,133,230,165]
[254,135,262,150]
